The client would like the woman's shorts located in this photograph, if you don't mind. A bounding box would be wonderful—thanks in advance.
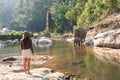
[22,49,32,58]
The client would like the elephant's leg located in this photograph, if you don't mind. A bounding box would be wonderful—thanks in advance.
[78,38,81,46]
[81,38,84,43]
[81,39,83,43]
[82,38,85,43]
[74,41,76,46]
[78,41,80,46]
[74,38,77,46]
[74,41,75,46]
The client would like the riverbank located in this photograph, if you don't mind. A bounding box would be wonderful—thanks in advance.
[94,47,120,66]
[87,13,120,66]
[0,55,65,80]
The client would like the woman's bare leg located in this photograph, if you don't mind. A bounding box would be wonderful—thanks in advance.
[23,58,27,74]
[27,58,31,74]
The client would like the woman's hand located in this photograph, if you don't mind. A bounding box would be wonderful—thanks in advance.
[32,53,34,56]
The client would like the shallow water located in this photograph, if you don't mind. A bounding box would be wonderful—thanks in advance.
[0,40,120,80]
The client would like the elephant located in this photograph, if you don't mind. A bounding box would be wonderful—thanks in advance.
[74,37,81,46]
[74,27,87,46]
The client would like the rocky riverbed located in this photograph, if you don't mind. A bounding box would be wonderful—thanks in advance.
[94,47,120,66]
[0,55,65,80]
[87,13,120,67]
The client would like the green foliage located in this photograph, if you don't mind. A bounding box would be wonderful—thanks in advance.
[0,0,19,23]
[104,0,120,13]
[53,2,69,34]
[77,0,94,27]
[51,32,61,37]
[0,31,23,40]
[0,0,119,34]
[11,0,53,32]
[65,8,76,27]
[73,0,120,29]
[54,0,120,30]
[48,12,56,32]
[0,8,4,18]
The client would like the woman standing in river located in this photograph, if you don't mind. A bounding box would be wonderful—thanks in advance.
[20,31,34,74]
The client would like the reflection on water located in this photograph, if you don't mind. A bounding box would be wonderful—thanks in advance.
[0,41,120,80]
[0,45,21,59]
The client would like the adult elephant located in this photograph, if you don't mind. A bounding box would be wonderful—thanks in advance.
[74,27,87,46]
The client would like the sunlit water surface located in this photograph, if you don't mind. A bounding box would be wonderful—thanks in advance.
[0,40,120,80]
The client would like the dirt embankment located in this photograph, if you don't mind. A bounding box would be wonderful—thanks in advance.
[87,12,120,39]
[87,12,120,66]
[95,13,120,31]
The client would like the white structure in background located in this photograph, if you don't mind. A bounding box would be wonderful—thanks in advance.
[2,27,9,32]
[0,43,7,49]
[38,37,52,47]
[0,27,12,34]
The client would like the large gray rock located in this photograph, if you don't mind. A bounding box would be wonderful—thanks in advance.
[94,29,120,48]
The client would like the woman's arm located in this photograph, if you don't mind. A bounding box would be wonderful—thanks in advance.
[30,39,34,55]
[20,40,23,50]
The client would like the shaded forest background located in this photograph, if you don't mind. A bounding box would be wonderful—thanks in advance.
[0,0,120,34]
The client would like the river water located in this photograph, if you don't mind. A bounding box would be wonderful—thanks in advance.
[0,40,120,80]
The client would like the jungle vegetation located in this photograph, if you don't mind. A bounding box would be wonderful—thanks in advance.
[0,0,119,34]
